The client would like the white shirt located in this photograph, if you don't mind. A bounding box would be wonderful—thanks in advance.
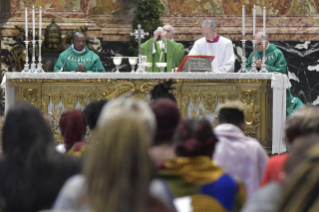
[152,40,167,54]
[188,36,235,72]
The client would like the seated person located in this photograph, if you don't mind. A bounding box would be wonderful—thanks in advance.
[141,24,184,72]
[158,119,245,212]
[54,32,106,72]
[245,32,303,116]
[213,100,269,201]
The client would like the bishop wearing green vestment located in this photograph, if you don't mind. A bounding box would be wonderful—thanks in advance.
[246,32,303,116]
[141,25,185,72]
[54,32,106,72]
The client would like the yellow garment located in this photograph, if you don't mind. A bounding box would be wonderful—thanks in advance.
[164,156,224,185]
[191,194,229,212]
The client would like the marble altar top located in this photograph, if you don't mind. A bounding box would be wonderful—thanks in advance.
[1,72,291,89]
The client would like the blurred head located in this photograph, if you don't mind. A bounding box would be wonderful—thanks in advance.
[162,24,175,40]
[150,79,177,103]
[217,100,246,132]
[71,32,86,52]
[285,105,319,147]
[59,109,86,152]
[175,119,218,157]
[256,32,269,52]
[83,99,108,130]
[201,19,217,41]
[85,98,155,212]
[2,102,55,158]
[149,98,180,145]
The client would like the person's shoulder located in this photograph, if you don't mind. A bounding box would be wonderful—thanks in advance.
[55,153,83,170]
[219,35,232,44]
[59,47,72,56]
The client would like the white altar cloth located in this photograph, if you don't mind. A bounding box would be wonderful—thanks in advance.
[1,72,290,154]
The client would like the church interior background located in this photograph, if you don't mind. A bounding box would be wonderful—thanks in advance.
[1,0,319,117]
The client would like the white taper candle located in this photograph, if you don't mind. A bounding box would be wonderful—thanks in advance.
[253,5,256,38]
[32,6,35,40]
[263,7,266,38]
[242,5,245,37]
[25,8,28,40]
[39,7,42,38]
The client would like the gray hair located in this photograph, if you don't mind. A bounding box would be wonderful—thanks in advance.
[201,19,217,31]
[164,24,175,34]
[256,31,268,40]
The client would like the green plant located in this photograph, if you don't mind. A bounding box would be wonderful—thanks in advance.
[129,0,165,55]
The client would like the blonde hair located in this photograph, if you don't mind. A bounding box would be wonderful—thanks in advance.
[85,99,155,212]
[285,105,319,144]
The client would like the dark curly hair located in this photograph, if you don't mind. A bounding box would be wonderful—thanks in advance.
[150,79,177,102]
[175,119,218,157]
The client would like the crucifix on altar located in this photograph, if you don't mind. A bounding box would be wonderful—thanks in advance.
[130,24,149,73]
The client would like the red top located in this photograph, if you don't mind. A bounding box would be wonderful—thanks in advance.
[261,153,289,187]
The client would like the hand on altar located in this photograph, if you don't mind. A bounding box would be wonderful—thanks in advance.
[76,64,87,72]
[256,60,262,69]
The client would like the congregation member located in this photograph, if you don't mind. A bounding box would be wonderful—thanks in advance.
[188,19,235,72]
[0,102,82,212]
[56,109,89,158]
[159,119,245,212]
[54,32,106,72]
[53,99,175,212]
[213,100,268,200]
[246,32,303,116]
[142,24,185,72]
[242,134,319,212]
[261,105,319,186]
[150,79,177,102]
[149,98,180,167]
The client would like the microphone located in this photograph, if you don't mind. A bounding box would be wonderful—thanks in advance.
[172,47,185,71]
[59,48,71,72]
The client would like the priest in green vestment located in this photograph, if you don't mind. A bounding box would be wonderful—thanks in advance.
[54,32,106,72]
[246,32,303,116]
[141,24,185,72]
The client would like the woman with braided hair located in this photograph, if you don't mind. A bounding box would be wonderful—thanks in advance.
[158,119,245,212]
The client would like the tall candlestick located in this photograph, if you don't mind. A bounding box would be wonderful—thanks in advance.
[242,5,245,39]
[263,7,266,37]
[25,8,28,40]
[39,7,42,38]
[253,5,256,38]
[32,6,35,40]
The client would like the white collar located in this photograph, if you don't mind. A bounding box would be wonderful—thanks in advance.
[72,44,86,54]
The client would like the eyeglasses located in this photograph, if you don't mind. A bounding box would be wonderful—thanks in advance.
[201,31,214,36]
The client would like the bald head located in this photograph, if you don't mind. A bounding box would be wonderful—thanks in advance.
[163,24,175,40]
[256,32,269,52]
[72,32,86,52]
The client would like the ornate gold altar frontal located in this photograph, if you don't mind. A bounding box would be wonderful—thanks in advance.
[11,76,272,151]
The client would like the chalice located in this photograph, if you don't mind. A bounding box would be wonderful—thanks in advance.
[112,57,123,73]
[155,62,167,73]
[129,57,138,73]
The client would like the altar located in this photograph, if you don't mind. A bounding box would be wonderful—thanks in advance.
[1,72,290,154]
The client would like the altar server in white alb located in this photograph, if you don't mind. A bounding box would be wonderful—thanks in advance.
[189,19,235,72]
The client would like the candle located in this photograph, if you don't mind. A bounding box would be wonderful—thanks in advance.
[242,5,245,37]
[39,7,42,38]
[32,6,35,40]
[263,7,266,38]
[253,5,256,38]
[25,8,28,40]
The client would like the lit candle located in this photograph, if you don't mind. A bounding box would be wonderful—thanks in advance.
[32,6,35,40]
[263,7,266,38]
[25,8,28,40]
[253,5,256,38]
[242,5,245,38]
[39,7,42,38]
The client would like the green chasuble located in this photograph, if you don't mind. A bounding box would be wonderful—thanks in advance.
[141,38,185,72]
[246,43,303,116]
[54,46,106,72]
